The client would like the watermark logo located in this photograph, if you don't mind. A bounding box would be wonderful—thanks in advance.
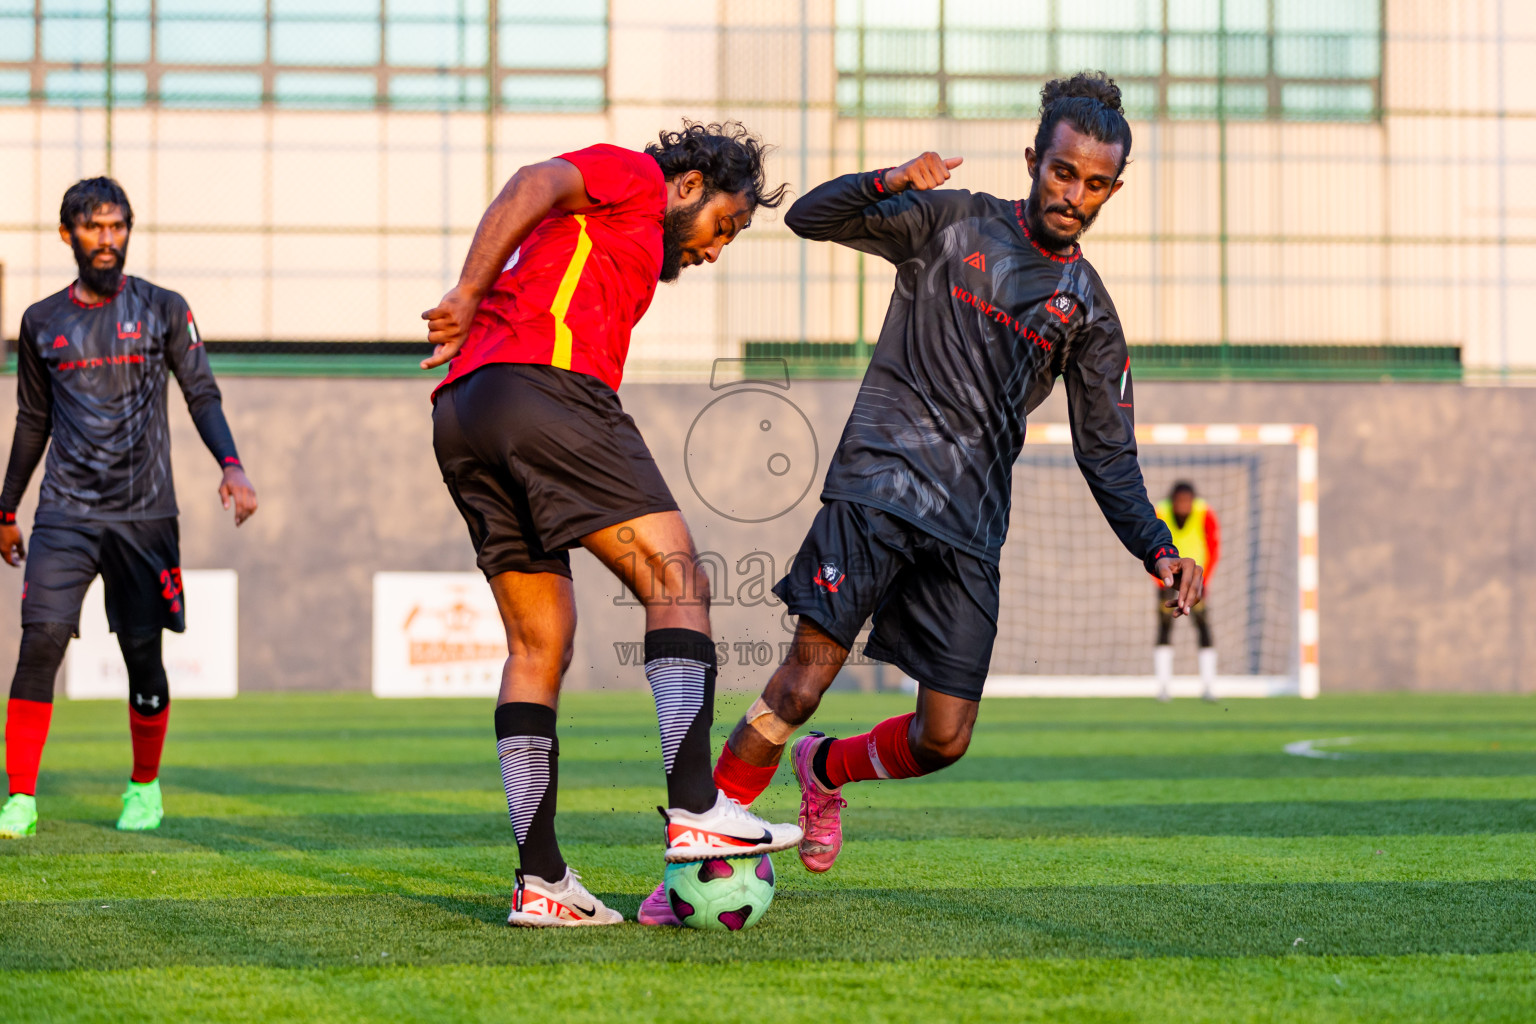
[684,358,818,524]
[612,637,901,668]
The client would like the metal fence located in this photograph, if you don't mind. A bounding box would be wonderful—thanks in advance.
[0,1,1528,379]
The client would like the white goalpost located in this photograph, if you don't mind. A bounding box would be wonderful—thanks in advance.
[984,423,1319,699]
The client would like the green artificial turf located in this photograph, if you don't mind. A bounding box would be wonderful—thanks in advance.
[2,691,1533,1022]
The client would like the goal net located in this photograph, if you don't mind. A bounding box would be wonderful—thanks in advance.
[988,423,1318,699]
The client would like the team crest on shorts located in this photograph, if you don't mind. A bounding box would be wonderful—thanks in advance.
[814,560,845,594]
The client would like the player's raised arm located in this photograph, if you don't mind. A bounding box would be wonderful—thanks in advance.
[0,314,53,565]
[883,152,965,193]
[420,159,592,369]
[783,152,963,264]
[163,296,256,526]
[1065,312,1201,612]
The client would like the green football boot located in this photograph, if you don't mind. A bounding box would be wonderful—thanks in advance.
[116,779,164,831]
[0,793,38,838]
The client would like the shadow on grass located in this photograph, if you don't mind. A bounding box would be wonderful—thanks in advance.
[937,751,1536,782]
[32,750,1536,806]
[4,797,1534,858]
[3,880,1535,970]
[35,760,653,797]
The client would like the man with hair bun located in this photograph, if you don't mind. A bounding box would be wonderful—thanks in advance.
[422,121,801,927]
[675,73,1207,886]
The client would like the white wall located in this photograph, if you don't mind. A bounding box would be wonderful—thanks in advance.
[0,0,1531,368]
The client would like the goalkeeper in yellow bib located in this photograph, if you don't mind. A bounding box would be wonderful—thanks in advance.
[1153,481,1220,701]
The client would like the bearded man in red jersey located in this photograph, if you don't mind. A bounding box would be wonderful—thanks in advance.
[422,122,801,927]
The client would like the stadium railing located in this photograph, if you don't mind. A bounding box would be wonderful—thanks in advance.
[741,341,1464,383]
[0,340,1465,382]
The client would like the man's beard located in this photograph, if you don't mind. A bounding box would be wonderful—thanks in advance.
[1024,185,1100,251]
[71,234,127,297]
[659,194,708,283]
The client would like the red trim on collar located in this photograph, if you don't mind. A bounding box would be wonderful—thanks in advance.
[69,279,126,309]
[1014,200,1081,264]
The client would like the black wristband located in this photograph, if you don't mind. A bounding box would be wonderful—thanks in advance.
[0,510,16,526]
[870,168,895,195]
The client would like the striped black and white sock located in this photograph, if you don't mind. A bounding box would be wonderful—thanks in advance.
[493,701,565,882]
[644,628,718,814]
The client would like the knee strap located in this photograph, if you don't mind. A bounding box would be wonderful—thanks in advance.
[744,696,796,745]
[9,623,72,704]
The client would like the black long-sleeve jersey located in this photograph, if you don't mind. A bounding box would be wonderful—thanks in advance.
[785,170,1175,571]
[1,277,241,524]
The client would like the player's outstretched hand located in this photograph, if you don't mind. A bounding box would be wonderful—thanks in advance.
[1156,556,1204,616]
[0,524,24,567]
[883,152,964,194]
[219,466,258,527]
[420,285,481,369]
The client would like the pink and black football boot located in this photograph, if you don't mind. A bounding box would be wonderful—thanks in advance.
[791,732,849,873]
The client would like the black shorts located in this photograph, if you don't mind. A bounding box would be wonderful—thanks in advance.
[1157,588,1212,646]
[773,499,1000,702]
[21,517,185,635]
[432,363,678,579]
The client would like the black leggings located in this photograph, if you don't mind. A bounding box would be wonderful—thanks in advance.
[8,623,167,716]
[1157,598,1213,648]
[8,623,71,703]
[119,631,169,717]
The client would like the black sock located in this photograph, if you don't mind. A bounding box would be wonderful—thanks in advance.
[643,628,717,814]
[494,701,565,882]
[811,734,835,791]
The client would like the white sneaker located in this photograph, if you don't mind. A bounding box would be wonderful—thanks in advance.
[660,789,803,863]
[507,868,623,927]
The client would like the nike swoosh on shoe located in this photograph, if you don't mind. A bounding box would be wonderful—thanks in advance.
[726,829,773,846]
[670,825,772,847]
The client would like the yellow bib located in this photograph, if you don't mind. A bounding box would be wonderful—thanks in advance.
[1155,497,1210,568]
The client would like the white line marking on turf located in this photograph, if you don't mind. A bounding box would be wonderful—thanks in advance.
[1284,737,1356,759]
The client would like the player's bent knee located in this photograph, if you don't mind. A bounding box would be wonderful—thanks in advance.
[641,560,711,612]
[505,620,576,663]
[118,631,161,670]
[508,639,573,676]
[744,695,799,744]
[770,681,824,728]
[118,631,170,717]
[910,723,973,770]
[689,565,712,609]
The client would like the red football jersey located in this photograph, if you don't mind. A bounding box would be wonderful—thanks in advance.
[434,144,666,396]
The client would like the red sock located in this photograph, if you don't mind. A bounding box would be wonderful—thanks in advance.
[128,707,169,784]
[713,743,778,806]
[822,713,927,788]
[5,698,53,796]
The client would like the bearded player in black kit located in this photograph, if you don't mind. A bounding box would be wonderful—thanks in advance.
[0,178,257,839]
[690,73,1206,889]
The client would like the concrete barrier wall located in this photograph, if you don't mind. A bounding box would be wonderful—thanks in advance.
[0,374,1530,693]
